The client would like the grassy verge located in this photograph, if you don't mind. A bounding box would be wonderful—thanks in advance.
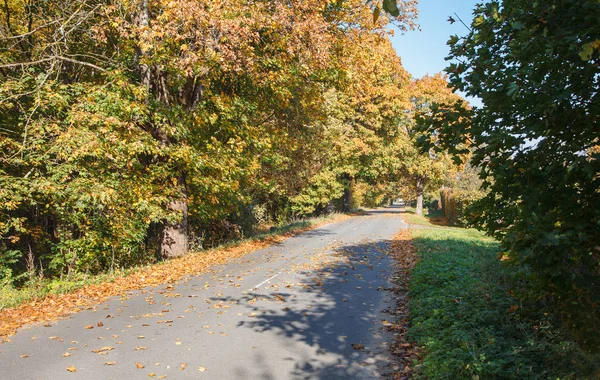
[405,226,600,379]
[0,212,349,336]
[401,207,455,228]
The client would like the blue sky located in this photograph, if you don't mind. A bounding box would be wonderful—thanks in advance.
[390,0,482,106]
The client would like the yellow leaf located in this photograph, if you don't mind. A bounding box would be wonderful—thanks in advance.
[136,362,145,369]
[66,366,77,372]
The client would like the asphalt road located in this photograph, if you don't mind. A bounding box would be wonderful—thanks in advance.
[0,207,408,380]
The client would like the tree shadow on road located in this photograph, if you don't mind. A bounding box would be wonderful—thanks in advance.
[211,239,401,380]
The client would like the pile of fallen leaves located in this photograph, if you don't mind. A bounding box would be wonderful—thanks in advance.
[386,229,420,379]
[0,215,350,341]
[428,216,449,226]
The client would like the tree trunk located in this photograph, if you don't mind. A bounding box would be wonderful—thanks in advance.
[136,0,189,258]
[415,176,424,216]
[161,176,188,258]
[342,174,352,212]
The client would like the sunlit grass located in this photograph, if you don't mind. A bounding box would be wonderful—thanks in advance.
[407,227,600,379]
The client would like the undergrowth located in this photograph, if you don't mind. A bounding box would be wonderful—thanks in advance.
[0,212,344,312]
[407,227,600,379]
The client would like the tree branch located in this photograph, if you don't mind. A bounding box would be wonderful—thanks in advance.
[0,55,106,72]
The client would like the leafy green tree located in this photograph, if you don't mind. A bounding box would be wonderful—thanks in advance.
[421,0,600,346]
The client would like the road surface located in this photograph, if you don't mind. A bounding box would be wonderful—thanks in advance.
[1,207,407,379]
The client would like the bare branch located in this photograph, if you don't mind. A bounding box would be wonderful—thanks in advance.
[0,20,60,40]
[0,55,106,72]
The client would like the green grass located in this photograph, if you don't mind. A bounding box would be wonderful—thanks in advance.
[401,206,458,229]
[407,227,600,379]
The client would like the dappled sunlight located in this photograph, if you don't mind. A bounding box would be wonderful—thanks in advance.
[210,239,400,379]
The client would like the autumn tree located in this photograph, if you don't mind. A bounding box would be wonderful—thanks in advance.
[394,74,467,216]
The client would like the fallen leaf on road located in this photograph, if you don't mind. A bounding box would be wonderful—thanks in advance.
[148,373,155,377]
[97,321,104,327]
[20,354,29,358]
[84,325,94,329]
[66,366,76,372]
[198,366,207,372]
[62,352,71,357]
[136,362,145,369]
[105,361,116,365]
[91,346,114,353]
[135,346,147,351]
[0,216,351,340]
[180,363,187,370]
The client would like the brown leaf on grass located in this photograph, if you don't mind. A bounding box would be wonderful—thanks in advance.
[66,366,76,372]
[136,362,145,369]
[385,228,421,379]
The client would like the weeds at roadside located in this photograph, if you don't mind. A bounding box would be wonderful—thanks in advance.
[405,227,600,379]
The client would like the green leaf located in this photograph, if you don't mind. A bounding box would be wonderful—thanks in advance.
[578,41,598,61]
[373,5,381,24]
[382,0,400,17]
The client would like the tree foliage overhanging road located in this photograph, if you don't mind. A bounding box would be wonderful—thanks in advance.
[0,1,462,285]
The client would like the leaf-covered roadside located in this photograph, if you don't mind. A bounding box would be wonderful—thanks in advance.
[404,226,600,379]
[385,228,420,379]
[0,213,349,340]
